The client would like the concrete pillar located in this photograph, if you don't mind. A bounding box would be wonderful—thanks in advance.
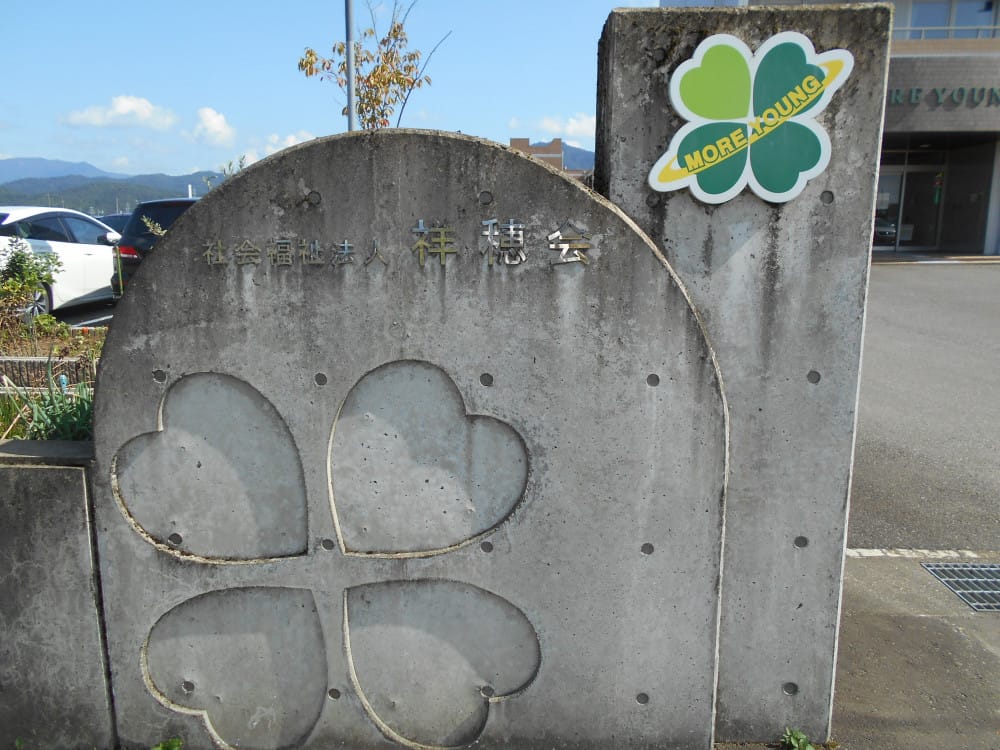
[596,6,891,741]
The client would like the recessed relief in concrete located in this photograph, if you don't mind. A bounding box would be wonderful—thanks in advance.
[143,587,326,748]
[112,372,308,560]
[345,580,541,749]
[330,361,528,555]
[92,131,728,749]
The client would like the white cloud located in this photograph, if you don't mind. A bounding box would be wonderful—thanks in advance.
[67,96,177,130]
[539,113,596,141]
[508,117,521,130]
[264,131,315,156]
[193,107,235,147]
[112,156,130,169]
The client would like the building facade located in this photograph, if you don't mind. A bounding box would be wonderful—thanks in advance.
[662,0,1000,253]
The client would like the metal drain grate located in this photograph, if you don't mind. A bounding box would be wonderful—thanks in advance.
[922,563,1000,612]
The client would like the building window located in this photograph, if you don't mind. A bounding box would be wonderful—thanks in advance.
[954,0,996,36]
[910,0,951,37]
[904,0,997,38]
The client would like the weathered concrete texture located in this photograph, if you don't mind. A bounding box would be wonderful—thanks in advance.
[0,464,114,748]
[595,7,891,743]
[93,131,728,749]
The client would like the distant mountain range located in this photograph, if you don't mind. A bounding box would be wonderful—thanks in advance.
[0,158,223,216]
[0,144,595,215]
[561,143,595,171]
[0,157,131,184]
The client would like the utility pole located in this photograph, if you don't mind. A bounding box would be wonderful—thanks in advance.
[345,0,358,131]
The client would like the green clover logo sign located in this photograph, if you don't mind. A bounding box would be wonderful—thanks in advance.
[648,32,854,204]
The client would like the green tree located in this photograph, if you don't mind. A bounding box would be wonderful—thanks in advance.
[298,1,448,130]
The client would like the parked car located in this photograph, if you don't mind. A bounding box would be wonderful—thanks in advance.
[873,216,897,246]
[112,198,197,297]
[93,212,132,233]
[0,206,121,316]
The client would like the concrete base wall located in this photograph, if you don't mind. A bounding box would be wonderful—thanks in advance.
[0,442,114,749]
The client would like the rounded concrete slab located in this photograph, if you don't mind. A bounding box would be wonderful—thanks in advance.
[93,130,728,749]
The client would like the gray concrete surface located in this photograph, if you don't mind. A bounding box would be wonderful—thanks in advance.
[596,6,891,742]
[91,130,728,749]
[850,265,1000,550]
[833,551,1000,750]
[0,463,114,748]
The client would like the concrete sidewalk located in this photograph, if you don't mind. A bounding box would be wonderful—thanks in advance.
[832,551,1000,750]
[717,551,1000,750]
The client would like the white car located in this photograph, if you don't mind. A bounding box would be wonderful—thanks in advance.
[0,206,121,316]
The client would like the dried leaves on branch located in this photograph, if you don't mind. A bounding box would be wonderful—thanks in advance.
[298,1,449,130]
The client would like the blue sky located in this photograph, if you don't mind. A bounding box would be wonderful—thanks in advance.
[2,0,658,176]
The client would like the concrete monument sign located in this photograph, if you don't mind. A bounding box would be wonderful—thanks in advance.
[93,131,728,748]
[596,6,891,742]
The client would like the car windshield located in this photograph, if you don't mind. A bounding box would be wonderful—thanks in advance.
[126,203,193,239]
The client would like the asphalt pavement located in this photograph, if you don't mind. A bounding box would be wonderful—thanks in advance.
[822,259,999,750]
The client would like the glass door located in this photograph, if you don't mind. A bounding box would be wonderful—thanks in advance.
[875,167,944,251]
[875,171,902,249]
[898,170,944,249]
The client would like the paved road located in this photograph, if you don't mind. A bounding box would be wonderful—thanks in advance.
[56,300,116,328]
[849,263,1000,551]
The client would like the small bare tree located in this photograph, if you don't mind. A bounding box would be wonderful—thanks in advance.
[298,1,448,130]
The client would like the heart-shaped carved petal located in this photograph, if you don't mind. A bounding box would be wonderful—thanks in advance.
[345,580,540,749]
[144,587,327,749]
[330,361,528,555]
[113,373,307,560]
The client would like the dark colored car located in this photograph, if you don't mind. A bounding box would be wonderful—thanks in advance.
[93,212,132,233]
[112,198,197,296]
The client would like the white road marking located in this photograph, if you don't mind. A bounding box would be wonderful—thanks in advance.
[846,548,981,558]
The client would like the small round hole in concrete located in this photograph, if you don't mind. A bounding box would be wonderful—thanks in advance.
[321,538,336,551]
[314,373,328,386]
[636,692,650,705]
[153,369,167,383]
[181,680,195,694]
[807,370,821,384]
[783,682,799,696]
[646,373,660,387]
[641,543,654,555]
[479,190,494,206]
[307,191,322,205]
[167,533,183,546]
[328,688,341,700]
[820,190,834,204]
[481,541,494,553]
[480,373,494,387]
[481,685,495,698]
[794,536,809,548]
